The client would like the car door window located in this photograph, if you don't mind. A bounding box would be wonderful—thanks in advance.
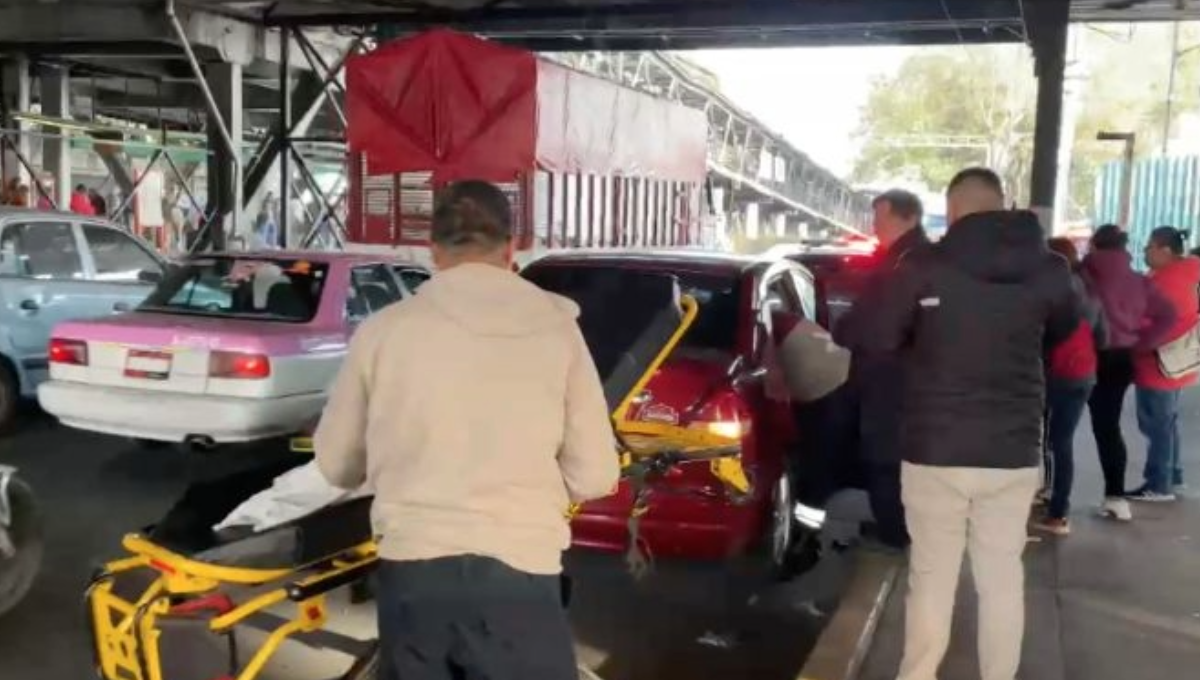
[82,224,161,282]
[347,265,403,319]
[394,267,430,296]
[0,222,84,280]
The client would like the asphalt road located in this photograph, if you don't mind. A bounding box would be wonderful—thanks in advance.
[0,410,845,680]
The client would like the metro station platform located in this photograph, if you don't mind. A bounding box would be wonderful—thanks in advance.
[856,392,1200,680]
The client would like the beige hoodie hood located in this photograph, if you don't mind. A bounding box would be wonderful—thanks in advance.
[417,263,580,338]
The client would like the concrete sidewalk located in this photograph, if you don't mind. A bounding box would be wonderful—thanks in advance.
[859,392,1200,680]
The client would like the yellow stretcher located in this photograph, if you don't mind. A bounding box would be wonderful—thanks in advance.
[87,273,749,680]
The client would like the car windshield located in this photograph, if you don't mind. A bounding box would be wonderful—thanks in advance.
[525,263,741,351]
[139,257,329,323]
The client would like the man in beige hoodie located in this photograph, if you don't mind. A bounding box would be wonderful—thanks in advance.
[314,180,619,680]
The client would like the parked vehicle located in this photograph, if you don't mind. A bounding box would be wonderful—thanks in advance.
[38,252,428,448]
[0,465,41,617]
[0,208,168,431]
[783,241,881,329]
[523,250,820,576]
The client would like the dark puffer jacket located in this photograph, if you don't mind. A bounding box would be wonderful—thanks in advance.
[858,210,1080,470]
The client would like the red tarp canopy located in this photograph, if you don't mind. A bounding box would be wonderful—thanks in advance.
[345,29,708,185]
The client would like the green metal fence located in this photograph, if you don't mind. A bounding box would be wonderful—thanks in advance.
[1095,155,1200,256]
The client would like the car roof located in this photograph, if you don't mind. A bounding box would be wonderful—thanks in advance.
[531,248,768,275]
[200,250,422,266]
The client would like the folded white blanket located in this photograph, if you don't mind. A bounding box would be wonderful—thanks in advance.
[214,461,370,533]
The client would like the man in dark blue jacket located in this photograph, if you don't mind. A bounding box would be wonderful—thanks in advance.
[834,189,928,550]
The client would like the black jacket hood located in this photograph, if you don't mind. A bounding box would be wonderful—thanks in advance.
[940,210,1047,283]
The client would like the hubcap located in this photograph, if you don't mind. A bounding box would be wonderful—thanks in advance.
[770,474,793,566]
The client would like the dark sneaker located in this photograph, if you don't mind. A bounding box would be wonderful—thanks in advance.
[1127,487,1177,503]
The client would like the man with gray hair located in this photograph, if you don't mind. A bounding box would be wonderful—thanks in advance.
[834,188,928,551]
[315,179,619,680]
[859,168,1079,680]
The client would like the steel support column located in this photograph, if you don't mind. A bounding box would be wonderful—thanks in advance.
[0,56,31,187]
[278,29,292,248]
[40,64,71,206]
[203,62,243,250]
[1027,0,1069,231]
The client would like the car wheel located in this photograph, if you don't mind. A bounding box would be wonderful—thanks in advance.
[0,363,20,434]
[131,438,171,450]
[0,478,43,617]
[767,471,796,575]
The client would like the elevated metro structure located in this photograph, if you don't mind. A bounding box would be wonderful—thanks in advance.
[1,0,1197,250]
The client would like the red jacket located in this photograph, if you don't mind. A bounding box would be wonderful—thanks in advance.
[1135,256,1200,390]
[1049,320,1098,383]
[70,191,96,216]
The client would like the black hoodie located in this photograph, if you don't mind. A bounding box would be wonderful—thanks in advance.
[858,210,1080,470]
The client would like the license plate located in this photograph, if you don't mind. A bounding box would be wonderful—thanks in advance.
[125,350,172,380]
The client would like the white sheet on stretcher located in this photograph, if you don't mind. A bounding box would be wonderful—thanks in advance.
[214,461,370,533]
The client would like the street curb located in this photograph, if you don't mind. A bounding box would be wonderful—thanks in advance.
[795,551,901,680]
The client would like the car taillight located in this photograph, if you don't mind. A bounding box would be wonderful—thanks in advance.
[209,351,271,379]
[48,338,88,366]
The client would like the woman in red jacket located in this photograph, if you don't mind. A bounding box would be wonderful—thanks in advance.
[1130,226,1200,502]
[1036,238,1107,535]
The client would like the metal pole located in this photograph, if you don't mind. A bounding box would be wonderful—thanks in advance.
[279,28,292,248]
[165,0,241,242]
[1119,135,1136,229]
[1164,22,1181,156]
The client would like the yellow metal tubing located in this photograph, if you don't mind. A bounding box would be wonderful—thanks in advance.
[611,294,700,423]
[122,534,295,585]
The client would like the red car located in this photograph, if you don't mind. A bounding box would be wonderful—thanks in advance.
[523,250,823,576]
[784,242,883,330]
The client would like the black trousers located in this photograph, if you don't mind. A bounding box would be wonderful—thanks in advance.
[1089,349,1134,497]
[376,556,578,680]
[794,384,859,506]
[866,461,909,548]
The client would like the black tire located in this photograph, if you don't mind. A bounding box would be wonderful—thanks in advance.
[0,478,43,617]
[0,362,20,435]
[131,438,171,450]
[761,463,822,582]
[340,642,380,680]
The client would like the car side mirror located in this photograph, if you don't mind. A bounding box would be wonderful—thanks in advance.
[137,269,163,284]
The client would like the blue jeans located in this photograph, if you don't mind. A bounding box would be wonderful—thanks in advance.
[1136,387,1183,494]
[1044,383,1091,519]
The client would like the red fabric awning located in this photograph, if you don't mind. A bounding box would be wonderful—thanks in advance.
[346,29,707,185]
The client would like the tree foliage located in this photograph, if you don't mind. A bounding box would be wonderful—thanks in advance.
[852,24,1200,221]
[852,46,1036,205]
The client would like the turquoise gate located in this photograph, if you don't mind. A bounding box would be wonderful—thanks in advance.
[1095,155,1200,256]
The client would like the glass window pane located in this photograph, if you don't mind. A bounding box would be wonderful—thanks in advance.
[0,222,84,280]
[83,225,160,281]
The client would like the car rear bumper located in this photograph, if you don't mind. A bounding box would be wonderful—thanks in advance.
[37,380,324,444]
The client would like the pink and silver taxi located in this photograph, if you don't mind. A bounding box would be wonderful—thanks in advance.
[37,251,428,447]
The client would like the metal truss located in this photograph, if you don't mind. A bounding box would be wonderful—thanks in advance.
[550,51,872,233]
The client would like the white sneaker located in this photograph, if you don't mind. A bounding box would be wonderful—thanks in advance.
[1100,497,1133,521]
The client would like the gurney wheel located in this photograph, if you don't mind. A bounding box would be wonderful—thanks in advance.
[340,640,380,680]
[0,478,42,617]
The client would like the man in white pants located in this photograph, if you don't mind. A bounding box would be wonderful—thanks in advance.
[857,168,1081,680]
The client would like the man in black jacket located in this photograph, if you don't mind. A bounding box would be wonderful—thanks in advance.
[860,168,1079,680]
[834,189,929,550]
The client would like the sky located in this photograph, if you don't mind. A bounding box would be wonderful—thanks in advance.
[684,46,916,178]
